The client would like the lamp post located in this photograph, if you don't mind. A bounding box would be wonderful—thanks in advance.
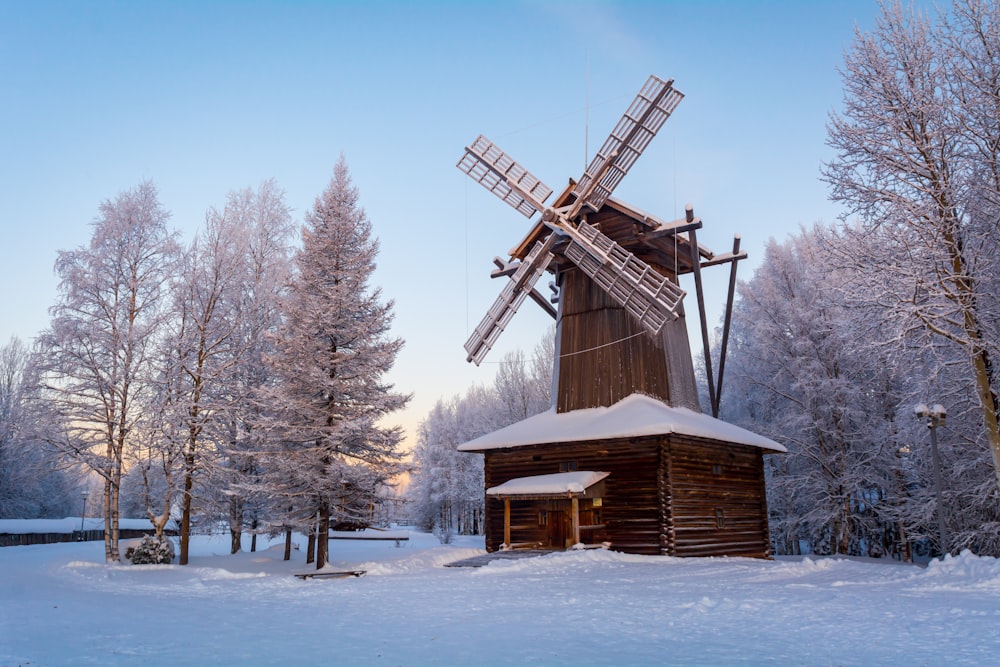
[79,490,89,538]
[914,403,948,557]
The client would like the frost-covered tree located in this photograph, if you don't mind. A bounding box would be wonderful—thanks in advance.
[161,180,292,563]
[35,181,178,561]
[212,180,293,554]
[0,337,77,518]
[262,157,408,569]
[408,328,554,537]
[725,223,1000,557]
[409,388,491,537]
[823,0,1000,493]
[723,229,913,557]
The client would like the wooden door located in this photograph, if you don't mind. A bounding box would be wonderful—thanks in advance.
[545,502,571,549]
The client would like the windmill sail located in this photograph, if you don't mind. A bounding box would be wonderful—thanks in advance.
[562,221,685,336]
[572,76,684,214]
[465,237,556,365]
[457,135,553,218]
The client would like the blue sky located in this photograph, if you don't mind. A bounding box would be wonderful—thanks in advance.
[1,1,902,444]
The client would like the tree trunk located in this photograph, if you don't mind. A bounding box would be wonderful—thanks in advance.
[316,503,330,569]
[838,497,851,555]
[179,451,194,565]
[229,496,243,554]
[103,475,113,562]
[109,465,121,562]
[283,526,292,561]
[306,517,316,565]
[971,345,1000,493]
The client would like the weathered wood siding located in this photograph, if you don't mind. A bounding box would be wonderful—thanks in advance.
[482,436,771,558]
[555,269,699,413]
[484,438,662,554]
[667,438,771,558]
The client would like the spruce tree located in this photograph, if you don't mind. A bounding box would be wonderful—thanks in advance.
[265,156,408,569]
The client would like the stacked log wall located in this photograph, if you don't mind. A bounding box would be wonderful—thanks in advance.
[484,439,662,554]
[482,436,772,558]
[667,438,771,558]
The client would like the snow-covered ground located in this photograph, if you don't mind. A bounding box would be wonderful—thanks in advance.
[1,530,999,666]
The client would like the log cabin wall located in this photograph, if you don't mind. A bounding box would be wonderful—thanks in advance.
[482,436,772,558]
[666,437,771,558]
[484,438,662,554]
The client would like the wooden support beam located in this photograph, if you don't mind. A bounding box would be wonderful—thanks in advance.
[686,204,719,418]
[699,249,748,269]
[642,218,702,240]
[528,288,557,319]
[714,235,742,413]
[490,256,520,279]
[571,496,580,547]
[503,498,511,548]
[492,257,556,318]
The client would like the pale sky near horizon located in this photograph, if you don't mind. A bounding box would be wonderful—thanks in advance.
[1,0,912,447]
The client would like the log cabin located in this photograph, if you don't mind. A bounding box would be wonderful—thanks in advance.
[458,393,785,557]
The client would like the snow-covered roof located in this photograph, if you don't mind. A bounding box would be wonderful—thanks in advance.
[458,393,786,453]
[486,471,610,497]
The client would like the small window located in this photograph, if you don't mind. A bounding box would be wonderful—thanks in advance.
[538,510,548,527]
[715,508,725,529]
[559,461,578,472]
[532,455,542,462]
[712,464,723,476]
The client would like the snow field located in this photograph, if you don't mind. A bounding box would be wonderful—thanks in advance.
[1,530,999,666]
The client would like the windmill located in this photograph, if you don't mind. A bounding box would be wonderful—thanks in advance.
[458,75,745,417]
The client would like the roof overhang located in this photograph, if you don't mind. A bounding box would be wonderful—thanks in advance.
[458,393,786,453]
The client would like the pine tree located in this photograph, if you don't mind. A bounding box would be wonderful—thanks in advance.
[264,157,408,569]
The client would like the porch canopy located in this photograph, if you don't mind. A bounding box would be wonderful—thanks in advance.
[487,471,610,548]
[487,471,610,499]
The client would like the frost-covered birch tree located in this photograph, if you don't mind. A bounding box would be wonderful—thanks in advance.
[823,0,1000,493]
[162,180,292,564]
[35,181,178,561]
[213,181,293,554]
[263,157,408,569]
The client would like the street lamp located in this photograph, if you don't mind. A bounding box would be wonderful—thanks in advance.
[914,403,948,557]
[79,491,89,537]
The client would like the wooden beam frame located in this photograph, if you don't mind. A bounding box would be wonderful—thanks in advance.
[571,497,580,546]
[714,235,742,414]
[492,257,557,319]
[685,204,718,417]
[503,498,511,549]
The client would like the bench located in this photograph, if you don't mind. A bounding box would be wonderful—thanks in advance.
[294,570,366,580]
[329,534,409,547]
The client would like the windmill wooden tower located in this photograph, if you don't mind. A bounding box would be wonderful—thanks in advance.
[457,75,784,557]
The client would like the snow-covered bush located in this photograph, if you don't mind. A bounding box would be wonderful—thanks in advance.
[433,521,454,545]
[125,535,175,564]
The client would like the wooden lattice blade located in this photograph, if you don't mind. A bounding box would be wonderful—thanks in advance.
[465,237,556,365]
[572,76,684,214]
[457,135,553,218]
[562,221,685,336]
